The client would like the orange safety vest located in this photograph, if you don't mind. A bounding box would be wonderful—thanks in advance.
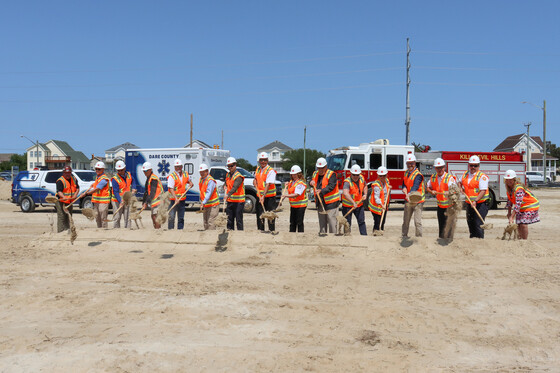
[255,165,277,198]
[312,169,340,205]
[404,168,425,203]
[199,175,219,207]
[111,171,132,204]
[147,173,163,207]
[430,172,455,208]
[168,171,189,201]
[92,174,111,204]
[461,170,489,204]
[341,175,365,208]
[368,179,389,215]
[287,179,308,208]
[57,175,78,205]
[226,170,245,203]
[507,184,540,212]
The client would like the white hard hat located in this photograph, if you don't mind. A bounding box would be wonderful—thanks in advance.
[174,159,183,167]
[433,158,445,167]
[199,163,209,172]
[504,170,517,180]
[316,157,327,168]
[95,161,105,169]
[290,165,302,175]
[406,154,416,163]
[142,162,152,171]
[227,157,237,165]
[115,160,126,170]
[377,166,388,176]
[258,152,268,160]
[350,164,362,175]
[469,155,481,164]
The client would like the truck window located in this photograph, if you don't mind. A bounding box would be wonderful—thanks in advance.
[386,154,404,170]
[20,173,38,182]
[210,168,227,182]
[326,154,346,171]
[369,153,382,170]
[348,154,365,169]
[75,172,96,182]
[45,172,62,183]
[185,163,194,175]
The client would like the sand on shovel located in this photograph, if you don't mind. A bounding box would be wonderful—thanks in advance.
[62,205,78,244]
[45,195,58,203]
[215,213,228,227]
[81,208,96,221]
[155,192,171,225]
[443,183,462,239]
[336,215,351,235]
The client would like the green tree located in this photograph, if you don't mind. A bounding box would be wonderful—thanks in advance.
[282,148,326,178]
[236,158,255,171]
[0,153,27,171]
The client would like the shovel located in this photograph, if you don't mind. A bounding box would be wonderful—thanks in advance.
[259,197,278,221]
[461,189,493,230]
[215,197,228,227]
[103,204,124,222]
[273,185,288,213]
[169,185,192,211]
[336,205,356,234]
[374,189,391,236]
[313,185,328,215]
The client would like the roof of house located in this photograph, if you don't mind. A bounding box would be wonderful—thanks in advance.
[50,140,90,163]
[0,153,15,162]
[257,140,293,152]
[106,142,139,152]
[494,133,544,152]
[184,139,212,148]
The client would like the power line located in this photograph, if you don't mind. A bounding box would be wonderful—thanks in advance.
[0,67,404,89]
[0,82,403,103]
[0,52,404,75]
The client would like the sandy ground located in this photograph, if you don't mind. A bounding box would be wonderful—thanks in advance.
[1,180,559,372]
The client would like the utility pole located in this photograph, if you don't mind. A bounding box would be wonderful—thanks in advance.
[221,130,224,149]
[543,100,547,182]
[524,122,532,171]
[405,38,411,145]
[189,113,193,148]
[303,126,307,179]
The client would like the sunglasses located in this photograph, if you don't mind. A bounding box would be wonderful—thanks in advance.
[469,164,479,168]
[227,164,235,168]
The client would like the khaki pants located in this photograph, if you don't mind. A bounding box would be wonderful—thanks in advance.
[402,202,423,237]
[203,205,219,230]
[112,201,130,229]
[94,203,109,228]
[318,208,338,234]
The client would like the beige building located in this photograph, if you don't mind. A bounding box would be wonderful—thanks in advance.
[494,133,557,179]
[25,140,89,170]
[257,140,293,176]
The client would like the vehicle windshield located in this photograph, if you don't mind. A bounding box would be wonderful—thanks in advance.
[75,171,96,182]
[237,167,254,178]
[326,154,347,171]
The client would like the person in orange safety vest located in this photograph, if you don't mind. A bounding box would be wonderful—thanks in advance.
[504,169,540,240]
[167,158,193,230]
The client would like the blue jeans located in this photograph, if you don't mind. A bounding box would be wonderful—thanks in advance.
[341,205,367,235]
[168,199,186,229]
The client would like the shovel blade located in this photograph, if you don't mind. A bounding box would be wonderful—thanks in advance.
[481,223,493,230]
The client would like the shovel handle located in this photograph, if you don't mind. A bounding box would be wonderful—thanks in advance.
[169,185,192,211]
[343,205,356,218]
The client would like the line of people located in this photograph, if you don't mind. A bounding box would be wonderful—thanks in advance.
[54,153,540,240]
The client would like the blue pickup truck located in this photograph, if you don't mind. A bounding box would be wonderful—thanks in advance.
[11,169,96,212]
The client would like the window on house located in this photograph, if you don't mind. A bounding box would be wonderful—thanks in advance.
[38,151,42,157]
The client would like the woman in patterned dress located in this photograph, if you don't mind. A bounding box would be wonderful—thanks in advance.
[504,170,540,240]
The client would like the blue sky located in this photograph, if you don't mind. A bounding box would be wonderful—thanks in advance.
[2,1,559,163]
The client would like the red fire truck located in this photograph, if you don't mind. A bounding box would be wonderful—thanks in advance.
[326,139,526,209]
